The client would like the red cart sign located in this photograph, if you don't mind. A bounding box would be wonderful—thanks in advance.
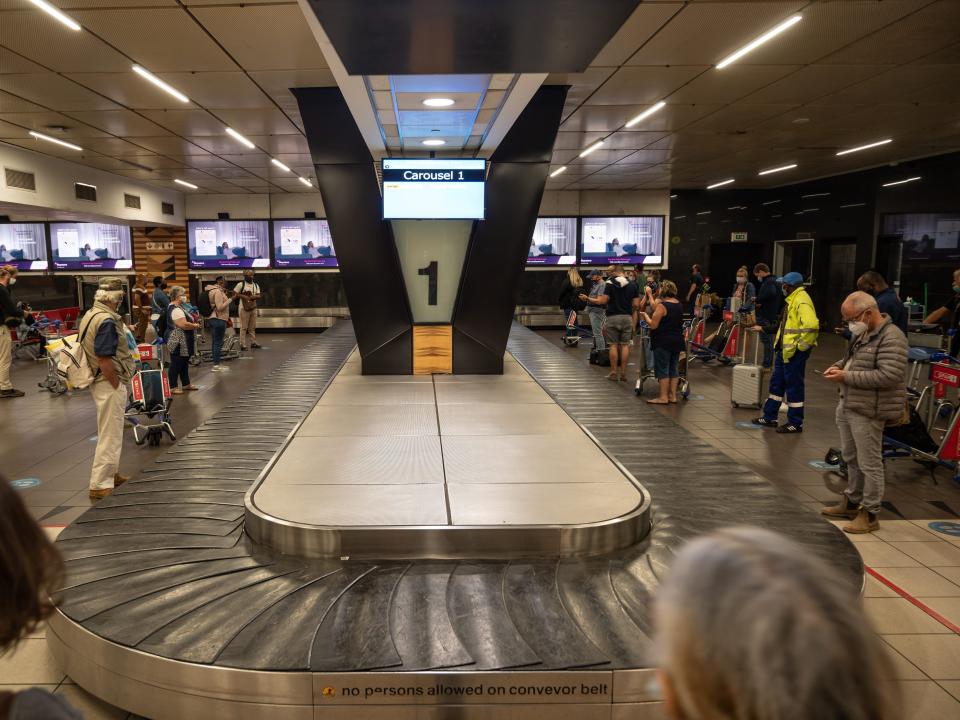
[931,362,960,400]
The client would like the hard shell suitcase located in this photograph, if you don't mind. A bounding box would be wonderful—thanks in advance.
[731,330,765,408]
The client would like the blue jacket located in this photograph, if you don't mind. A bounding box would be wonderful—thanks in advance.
[755,275,781,327]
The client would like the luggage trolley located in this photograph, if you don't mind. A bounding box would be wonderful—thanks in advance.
[126,340,175,446]
[635,318,691,400]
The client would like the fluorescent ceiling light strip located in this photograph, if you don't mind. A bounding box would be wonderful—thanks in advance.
[840,202,866,208]
[225,127,255,149]
[716,14,802,69]
[174,179,197,189]
[549,166,567,178]
[299,177,313,187]
[696,211,711,216]
[758,163,797,176]
[132,65,189,103]
[28,131,82,151]
[625,101,666,128]
[669,194,677,198]
[422,139,445,146]
[270,158,291,172]
[422,98,454,107]
[882,176,921,187]
[579,140,605,158]
[836,138,892,156]
[27,0,81,30]
[802,192,829,198]
[673,215,686,220]
[707,179,735,189]
[762,199,781,206]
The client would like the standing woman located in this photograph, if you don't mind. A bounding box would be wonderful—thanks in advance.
[641,279,684,404]
[557,267,584,340]
[165,286,199,394]
[131,273,150,342]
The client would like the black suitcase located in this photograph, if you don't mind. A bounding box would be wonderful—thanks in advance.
[589,348,610,366]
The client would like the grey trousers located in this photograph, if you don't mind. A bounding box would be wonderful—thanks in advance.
[588,312,606,350]
[836,402,886,514]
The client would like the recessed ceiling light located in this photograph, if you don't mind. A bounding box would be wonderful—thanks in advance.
[882,176,921,188]
[270,158,291,172]
[421,139,446,146]
[762,199,781,205]
[225,127,255,149]
[26,0,81,31]
[579,140,605,158]
[716,14,802,69]
[422,98,455,107]
[836,138,892,156]
[758,163,797,176]
[792,117,810,124]
[132,65,189,103]
[802,192,830,198]
[298,177,313,187]
[174,179,198,189]
[707,179,735,189]
[625,101,666,128]
[28,130,81,151]
[549,166,567,177]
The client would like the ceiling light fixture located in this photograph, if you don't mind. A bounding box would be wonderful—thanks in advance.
[549,166,567,177]
[174,179,198,189]
[669,194,677,199]
[298,177,313,187]
[839,202,866,208]
[421,139,446,146]
[28,130,82,151]
[673,215,686,220]
[707,179,735,189]
[225,127,255,149]
[801,192,830,198]
[758,163,797,176]
[716,14,802,69]
[882,176,921,187]
[579,140,605,158]
[762,199,781,206]
[26,0,81,31]
[625,101,666,128]
[270,158,291,172]
[422,98,455,107]
[132,65,189,103]
[75,182,96,189]
[836,138,892,156]
[696,211,711,216]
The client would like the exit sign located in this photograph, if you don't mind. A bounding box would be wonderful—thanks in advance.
[731,232,748,242]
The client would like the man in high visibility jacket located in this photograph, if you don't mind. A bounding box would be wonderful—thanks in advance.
[753,272,819,433]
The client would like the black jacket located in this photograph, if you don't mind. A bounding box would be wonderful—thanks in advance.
[558,278,586,311]
[0,284,22,326]
[755,275,781,328]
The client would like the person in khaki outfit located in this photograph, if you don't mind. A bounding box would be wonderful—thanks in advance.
[233,270,261,350]
[822,291,908,534]
[80,277,136,500]
[0,264,25,398]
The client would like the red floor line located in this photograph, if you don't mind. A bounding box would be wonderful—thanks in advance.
[865,566,960,634]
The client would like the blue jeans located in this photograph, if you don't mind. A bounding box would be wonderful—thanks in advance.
[588,312,605,350]
[762,349,810,427]
[207,318,226,365]
[759,331,774,368]
[653,347,680,379]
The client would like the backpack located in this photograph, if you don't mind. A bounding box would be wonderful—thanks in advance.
[196,288,213,318]
[56,311,107,390]
[156,304,170,339]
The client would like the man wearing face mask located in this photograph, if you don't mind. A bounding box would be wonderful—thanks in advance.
[752,272,819,433]
[835,271,907,340]
[0,265,25,398]
[822,291,907,533]
[923,268,960,358]
[233,270,262,350]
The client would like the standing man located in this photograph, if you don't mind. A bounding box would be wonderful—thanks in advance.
[80,278,135,500]
[686,264,704,315]
[584,267,640,381]
[923,268,960,358]
[131,273,150,343]
[233,270,262,350]
[822,291,907,533]
[204,276,234,372]
[580,269,607,351]
[150,276,169,335]
[752,272,819,434]
[753,263,781,369]
[0,265,24,399]
[857,271,907,334]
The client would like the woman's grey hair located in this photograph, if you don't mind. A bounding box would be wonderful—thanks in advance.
[168,285,186,301]
[94,289,124,305]
[654,527,899,720]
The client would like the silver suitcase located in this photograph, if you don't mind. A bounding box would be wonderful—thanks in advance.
[731,330,766,408]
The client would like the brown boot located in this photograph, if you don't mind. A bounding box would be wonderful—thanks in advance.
[114,472,130,486]
[821,495,858,519]
[843,508,880,534]
[89,487,114,500]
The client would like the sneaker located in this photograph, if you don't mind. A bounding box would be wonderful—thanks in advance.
[821,496,858,519]
[240,347,249,352]
[752,417,777,427]
[0,388,25,398]
[843,508,879,534]
[776,424,803,434]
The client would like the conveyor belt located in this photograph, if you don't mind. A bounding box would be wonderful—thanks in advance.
[47,321,862,718]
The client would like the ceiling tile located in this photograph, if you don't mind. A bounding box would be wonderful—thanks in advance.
[585,66,706,106]
[668,65,801,104]
[683,104,796,133]
[0,111,111,138]
[248,69,336,102]
[563,149,638,166]
[563,103,722,133]
[395,92,481,110]
[0,90,45,113]
[809,64,960,105]
[590,2,683,66]
[0,73,119,111]
[0,10,130,72]
[488,74,514,90]
[0,46,45,74]
[139,109,227,136]
[64,110,169,138]
[552,131,608,150]
[64,72,189,111]
[125,135,210,155]
[744,64,891,105]
[154,72,269,109]
[214,108,302,136]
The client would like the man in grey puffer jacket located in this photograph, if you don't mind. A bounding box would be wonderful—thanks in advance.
[822,291,908,534]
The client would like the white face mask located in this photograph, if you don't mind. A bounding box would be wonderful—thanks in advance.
[736,276,746,284]
[8,277,15,285]
[848,320,868,337]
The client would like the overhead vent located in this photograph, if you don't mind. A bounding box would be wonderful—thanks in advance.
[161,201,174,216]
[124,193,141,209]
[75,182,97,202]
[4,167,36,192]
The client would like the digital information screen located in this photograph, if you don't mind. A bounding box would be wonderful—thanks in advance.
[382,158,485,220]
[0,223,47,271]
[188,220,270,269]
[272,219,337,268]
[50,223,132,271]
[527,217,577,266]
[579,216,664,266]
[883,213,960,260]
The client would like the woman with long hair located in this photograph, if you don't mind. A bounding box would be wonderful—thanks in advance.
[557,267,585,341]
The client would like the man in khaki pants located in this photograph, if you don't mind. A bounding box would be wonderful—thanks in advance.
[233,270,261,350]
[80,277,136,500]
[0,264,25,399]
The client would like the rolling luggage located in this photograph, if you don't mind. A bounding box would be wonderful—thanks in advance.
[731,331,765,408]
[589,347,610,366]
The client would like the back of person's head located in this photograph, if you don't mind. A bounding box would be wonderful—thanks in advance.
[567,268,583,287]
[753,262,770,275]
[1,263,16,279]
[152,276,163,287]
[659,279,678,298]
[858,270,887,291]
[215,275,225,285]
[692,264,700,272]
[0,477,64,651]
[655,527,899,720]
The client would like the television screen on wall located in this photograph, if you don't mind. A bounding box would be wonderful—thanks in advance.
[187,220,270,269]
[382,158,486,219]
[0,223,48,271]
[526,217,577,266]
[579,216,664,266]
[50,223,132,271]
[272,219,337,268]
[883,213,960,260]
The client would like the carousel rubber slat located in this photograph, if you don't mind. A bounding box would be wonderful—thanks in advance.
[98,488,246,504]
[62,546,252,588]
[55,530,244,561]
[78,503,244,522]
[57,517,242,539]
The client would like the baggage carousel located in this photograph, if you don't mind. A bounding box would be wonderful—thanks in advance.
[46,321,862,719]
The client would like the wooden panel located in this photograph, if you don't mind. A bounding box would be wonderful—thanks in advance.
[132,226,188,296]
[413,325,452,375]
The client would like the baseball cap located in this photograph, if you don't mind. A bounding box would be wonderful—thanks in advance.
[98,276,123,291]
[777,271,804,286]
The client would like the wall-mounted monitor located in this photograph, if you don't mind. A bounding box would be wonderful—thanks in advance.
[187,220,270,269]
[0,223,48,271]
[579,216,664,266]
[883,213,960,260]
[382,158,485,220]
[50,222,132,271]
[527,217,577,266]
[272,219,337,268]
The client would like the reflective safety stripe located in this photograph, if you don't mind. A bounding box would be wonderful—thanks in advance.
[768,394,783,401]
[786,401,805,407]
[782,328,819,334]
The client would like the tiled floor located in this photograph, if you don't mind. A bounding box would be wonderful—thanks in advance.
[2,328,959,718]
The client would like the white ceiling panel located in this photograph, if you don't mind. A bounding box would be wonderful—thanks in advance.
[0,11,130,73]
[668,65,801,104]
[64,72,188,110]
[214,108,301,136]
[585,66,707,106]
[155,72,269,109]
[395,92,480,110]
[590,2,683,66]
[0,73,119,111]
